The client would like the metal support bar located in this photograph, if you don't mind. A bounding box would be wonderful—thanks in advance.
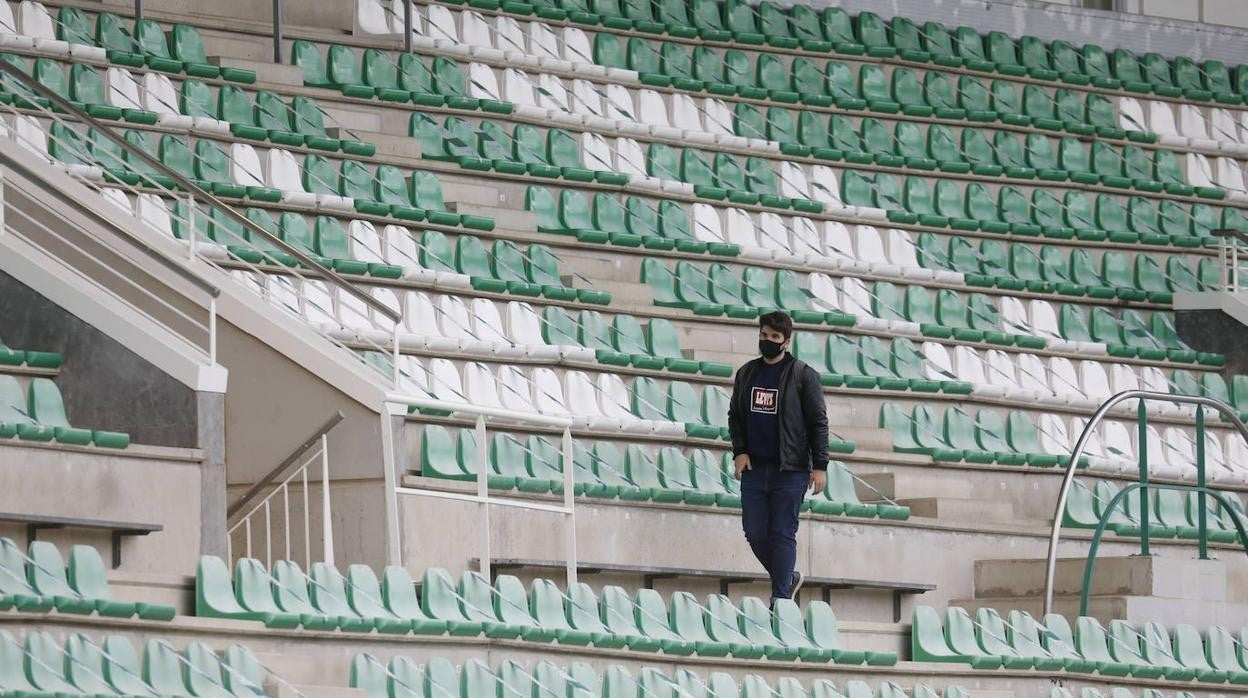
[272,0,284,63]
[1043,390,1248,616]
[404,0,413,53]
[1137,399,1150,557]
[1196,406,1209,560]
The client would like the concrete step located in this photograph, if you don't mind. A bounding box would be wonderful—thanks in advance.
[269,683,366,698]
[835,427,894,454]
[857,470,973,501]
[449,204,535,233]
[254,652,340,688]
[328,129,422,160]
[899,496,1017,523]
[585,280,654,307]
[954,592,1248,629]
[443,181,506,208]
[210,57,303,86]
[972,555,1227,601]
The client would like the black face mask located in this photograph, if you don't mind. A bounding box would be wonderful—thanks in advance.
[759,339,785,359]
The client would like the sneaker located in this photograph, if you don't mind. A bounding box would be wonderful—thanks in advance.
[790,570,804,598]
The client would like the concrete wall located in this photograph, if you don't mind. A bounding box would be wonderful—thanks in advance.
[0,441,203,575]
[0,269,199,448]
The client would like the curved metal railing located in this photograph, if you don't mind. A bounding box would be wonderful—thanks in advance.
[1042,390,1248,616]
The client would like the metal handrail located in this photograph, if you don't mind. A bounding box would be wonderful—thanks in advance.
[0,58,400,327]
[0,135,219,304]
[228,411,344,518]
[1042,390,1248,616]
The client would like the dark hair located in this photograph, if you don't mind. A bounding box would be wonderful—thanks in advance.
[758,311,794,340]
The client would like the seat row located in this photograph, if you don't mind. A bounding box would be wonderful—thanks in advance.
[914,606,1248,682]
[1065,478,1248,541]
[418,424,888,514]
[350,653,952,698]
[197,557,894,663]
[0,538,172,618]
[0,1,255,83]
[0,630,268,696]
[1121,96,1248,156]
[0,334,58,368]
[0,375,129,448]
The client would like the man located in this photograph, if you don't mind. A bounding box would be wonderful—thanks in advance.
[727,311,829,605]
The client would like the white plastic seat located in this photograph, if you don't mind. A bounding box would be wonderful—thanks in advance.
[637,89,670,129]
[565,370,606,421]
[1178,104,1219,150]
[502,68,535,107]
[494,15,527,55]
[806,273,840,313]
[14,114,48,158]
[822,221,855,265]
[105,67,143,111]
[570,79,603,117]
[436,294,476,344]
[724,208,759,248]
[701,98,733,137]
[1215,156,1247,193]
[424,4,459,42]
[471,298,510,345]
[808,165,845,210]
[1162,427,1196,480]
[532,367,572,417]
[404,291,456,351]
[999,297,1030,336]
[1048,357,1090,406]
[1109,363,1139,394]
[265,148,317,207]
[1202,431,1236,483]
[466,63,501,101]
[612,137,646,179]
[1068,417,1108,463]
[528,22,561,62]
[838,277,875,317]
[886,228,927,277]
[954,345,1001,397]
[464,362,503,409]
[460,11,495,48]
[1036,413,1071,457]
[580,132,613,172]
[1145,100,1179,138]
[141,73,193,130]
[1186,152,1218,190]
[264,274,301,317]
[135,194,172,237]
[505,301,561,359]
[348,220,385,266]
[1211,108,1248,151]
[603,84,636,123]
[1226,435,1248,483]
[854,225,893,272]
[426,358,466,402]
[383,225,420,268]
[497,365,535,412]
[302,280,338,327]
[356,0,393,34]
[228,143,265,188]
[535,73,569,112]
[337,287,378,338]
[1078,360,1112,403]
[18,1,67,54]
[560,26,594,64]
[1033,300,1073,344]
[99,187,131,214]
[388,1,426,38]
[671,93,703,133]
[0,1,33,49]
[691,204,724,244]
[1015,352,1051,398]
[920,341,956,382]
[397,355,432,400]
[787,217,822,261]
[597,372,633,421]
[1097,420,1135,470]
[984,349,1023,397]
[753,213,794,260]
[776,161,810,200]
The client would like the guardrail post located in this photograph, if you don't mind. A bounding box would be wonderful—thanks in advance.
[320,434,334,565]
[0,167,6,235]
[1137,399,1150,557]
[404,0,413,53]
[562,427,577,586]
[1196,406,1209,560]
[476,415,491,580]
[272,0,284,63]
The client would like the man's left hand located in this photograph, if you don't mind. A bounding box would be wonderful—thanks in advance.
[809,469,825,495]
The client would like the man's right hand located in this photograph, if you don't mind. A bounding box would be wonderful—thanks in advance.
[733,453,751,480]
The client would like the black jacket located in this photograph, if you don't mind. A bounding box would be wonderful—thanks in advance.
[728,354,829,472]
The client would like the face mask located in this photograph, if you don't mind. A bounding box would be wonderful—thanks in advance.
[759,339,785,359]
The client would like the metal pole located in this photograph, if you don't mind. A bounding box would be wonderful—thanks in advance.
[404,0,413,53]
[272,0,283,64]
[562,427,577,587]
[208,297,217,365]
[282,483,290,563]
[476,415,491,580]
[302,461,310,568]
[134,0,143,24]
[379,408,402,566]
[1,167,7,235]
[320,434,334,565]
[1196,406,1209,560]
[1137,400,1150,557]
[185,194,196,260]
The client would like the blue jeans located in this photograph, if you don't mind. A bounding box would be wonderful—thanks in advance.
[740,465,808,601]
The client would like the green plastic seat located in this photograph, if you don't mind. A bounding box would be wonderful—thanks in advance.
[824,62,865,111]
[26,541,96,614]
[990,80,1031,127]
[859,65,900,113]
[984,31,1025,75]
[819,8,864,54]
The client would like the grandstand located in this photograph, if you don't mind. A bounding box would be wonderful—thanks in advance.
[3,0,1248,695]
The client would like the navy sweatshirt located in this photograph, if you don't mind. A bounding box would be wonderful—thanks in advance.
[745,353,793,468]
